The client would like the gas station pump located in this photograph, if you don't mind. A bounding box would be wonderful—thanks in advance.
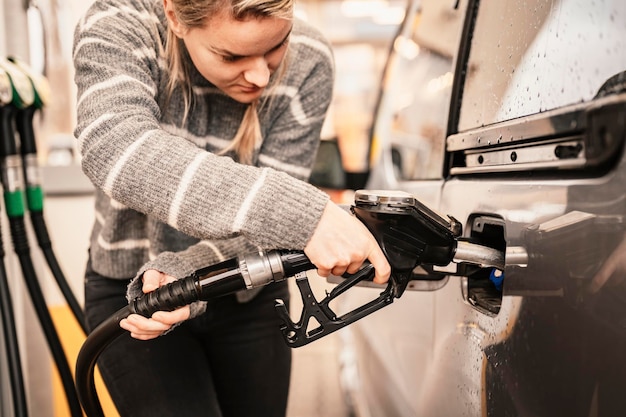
[0,59,29,417]
[0,57,85,417]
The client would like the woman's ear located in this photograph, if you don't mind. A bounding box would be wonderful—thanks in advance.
[163,0,186,38]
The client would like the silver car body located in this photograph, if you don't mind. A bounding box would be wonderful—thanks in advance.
[337,0,626,416]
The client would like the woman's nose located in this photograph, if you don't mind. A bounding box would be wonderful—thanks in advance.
[243,58,271,88]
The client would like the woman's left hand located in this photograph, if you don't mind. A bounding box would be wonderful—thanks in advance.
[119,269,191,340]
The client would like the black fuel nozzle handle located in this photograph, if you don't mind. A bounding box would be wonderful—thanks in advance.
[0,58,34,219]
[8,57,50,214]
[275,264,399,347]
[350,190,461,298]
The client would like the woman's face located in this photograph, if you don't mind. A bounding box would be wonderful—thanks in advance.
[165,2,292,104]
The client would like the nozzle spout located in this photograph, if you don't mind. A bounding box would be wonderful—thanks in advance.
[453,240,505,270]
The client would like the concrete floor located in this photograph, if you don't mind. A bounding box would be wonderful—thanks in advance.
[287,331,351,417]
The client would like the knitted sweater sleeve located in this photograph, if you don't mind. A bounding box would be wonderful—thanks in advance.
[72,1,331,253]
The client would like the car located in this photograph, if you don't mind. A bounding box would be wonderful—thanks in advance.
[332,0,626,416]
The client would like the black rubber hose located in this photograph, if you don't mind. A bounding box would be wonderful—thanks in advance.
[13,106,37,154]
[2,58,82,415]
[76,251,314,417]
[30,211,88,334]
[15,105,88,334]
[8,217,84,417]
[0,104,29,416]
[76,270,246,417]
[0,224,29,417]
[0,106,16,157]
[74,306,128,417]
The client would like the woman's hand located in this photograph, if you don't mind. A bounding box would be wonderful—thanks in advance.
[119,270,191,340]
[304,201,391,284]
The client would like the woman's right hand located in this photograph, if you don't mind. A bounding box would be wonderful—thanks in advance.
[304,201,391,284]
[120,269,190,340]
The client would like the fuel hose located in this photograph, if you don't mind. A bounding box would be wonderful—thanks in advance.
[0,66,28,417]
[9,57,88,334]
[76,250,313,417]
[0,57,83,417]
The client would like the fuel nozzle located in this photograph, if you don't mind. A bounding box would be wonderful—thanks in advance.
[351,190,461,296]
[352,190,505,296]
[8,57,50,211]
[0,58,33,219]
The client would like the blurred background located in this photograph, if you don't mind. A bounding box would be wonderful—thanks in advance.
[1,0,407,185]
[0,1,408,416]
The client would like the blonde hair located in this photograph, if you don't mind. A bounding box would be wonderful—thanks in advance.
[164,0,293,164]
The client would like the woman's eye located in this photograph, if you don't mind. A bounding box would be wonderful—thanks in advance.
[222,55,240,63]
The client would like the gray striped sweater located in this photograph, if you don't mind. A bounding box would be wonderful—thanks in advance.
[72,0,334,295]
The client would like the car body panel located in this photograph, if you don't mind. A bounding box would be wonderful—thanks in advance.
[339,0,626,415]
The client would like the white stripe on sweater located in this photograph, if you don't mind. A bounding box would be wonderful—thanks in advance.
[110,199,129,210]
[80,8,123,32]
[232,168,269,233]
[290,97,309,126]
[193,85,224,96]
[73,37,120,61]
[199,240,226,261]
[103,131,154,195]
[94,205,150,251]
[75,6,161,72]
[258,154,311,179]
[97,234,150,251]
[132,46,157,62]
[169,152,207,228]
[81,5,156,33]
[161,123,229,149]
[77,74,155,110]
[94,200,131,227]
[268,85,310,126]
[77,113,115,153]
[291,35,334,67]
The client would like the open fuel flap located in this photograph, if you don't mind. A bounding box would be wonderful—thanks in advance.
[456,214,509,317]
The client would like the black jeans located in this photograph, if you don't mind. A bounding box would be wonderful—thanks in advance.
[84,262,291,417]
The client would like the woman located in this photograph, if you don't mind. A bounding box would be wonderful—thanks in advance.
[73,0,390,416]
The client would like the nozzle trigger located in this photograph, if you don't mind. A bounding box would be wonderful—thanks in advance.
[275,265,395,347]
